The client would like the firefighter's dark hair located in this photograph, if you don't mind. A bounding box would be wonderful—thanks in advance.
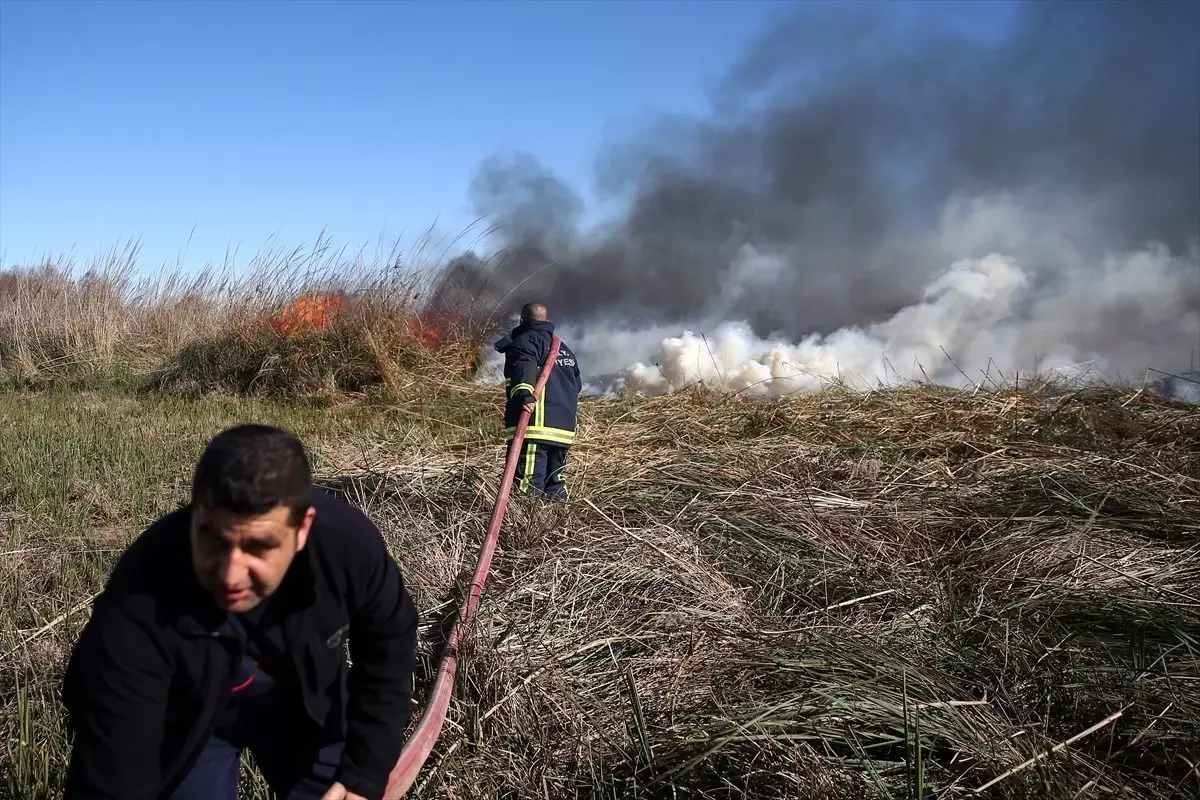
[191,424,312,526]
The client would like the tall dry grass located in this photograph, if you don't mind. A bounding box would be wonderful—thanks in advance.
[0,229,500,393]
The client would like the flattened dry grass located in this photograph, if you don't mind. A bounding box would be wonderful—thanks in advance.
[388,386,1198,800]
[1,380,1198,798]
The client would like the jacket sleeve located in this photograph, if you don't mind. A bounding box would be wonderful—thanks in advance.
[504,334,542,406]
[336,518,420,800]
[62,594,174,800]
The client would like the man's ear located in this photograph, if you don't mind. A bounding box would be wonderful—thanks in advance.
[295,506,317,551]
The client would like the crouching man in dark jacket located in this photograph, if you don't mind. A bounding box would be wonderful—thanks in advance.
[60,424,420,800]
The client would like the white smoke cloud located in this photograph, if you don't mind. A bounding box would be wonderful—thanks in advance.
[476,194,1200,402]
[1151,373,1200,405]
[611,246,1197,398]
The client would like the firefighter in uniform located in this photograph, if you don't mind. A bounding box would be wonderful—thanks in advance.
[493,302,582,500]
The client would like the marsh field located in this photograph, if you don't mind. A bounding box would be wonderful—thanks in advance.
[1,259,1198,799]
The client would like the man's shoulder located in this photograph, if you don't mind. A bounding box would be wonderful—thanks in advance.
[502,328,542,362]
[106,507,192,590]
[304,488,399,606]
[310,485,376,525]
[85,507,192,634]
[513,326,550,346]
[307,488,387,559]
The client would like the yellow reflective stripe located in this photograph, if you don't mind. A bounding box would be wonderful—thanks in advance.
[506,425,575,445]
[535,382,546,428]
[505,425,575,438]
[518,442,537,493]
[508,382,534,397]
[529,433,573,446]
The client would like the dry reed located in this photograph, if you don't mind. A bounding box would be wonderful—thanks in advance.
[312,385,1200,799]
[0,231,497,392]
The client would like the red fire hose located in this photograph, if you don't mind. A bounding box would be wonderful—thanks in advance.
[383,335,562,798]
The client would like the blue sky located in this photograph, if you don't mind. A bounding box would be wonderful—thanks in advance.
[0,0,1014,275]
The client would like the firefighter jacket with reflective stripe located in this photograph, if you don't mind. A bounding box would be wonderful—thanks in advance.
[494,320,581,446]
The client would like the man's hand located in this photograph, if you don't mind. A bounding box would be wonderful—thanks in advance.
[320,781,368,800]
[523,401,535,415]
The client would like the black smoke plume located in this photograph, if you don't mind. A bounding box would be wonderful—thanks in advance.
[435,1,1199,372]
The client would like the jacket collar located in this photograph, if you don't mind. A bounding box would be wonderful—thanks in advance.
[494,320,555,351]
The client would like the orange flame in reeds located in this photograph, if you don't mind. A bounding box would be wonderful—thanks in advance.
[268,292,346,337]
[404,316,443,349]
[267,294,479,371]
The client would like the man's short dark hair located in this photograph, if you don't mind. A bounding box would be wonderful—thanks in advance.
[192,424,313,525]
[520,302,548,324]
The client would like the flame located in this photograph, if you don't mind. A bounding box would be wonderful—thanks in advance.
[268,292,346,337]
[405,316,443,349]
[270,293,454,345]
[267,293,479,372]
[407,307,481,372]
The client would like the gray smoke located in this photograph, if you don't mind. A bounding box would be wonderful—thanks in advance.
[441,1,1200,394]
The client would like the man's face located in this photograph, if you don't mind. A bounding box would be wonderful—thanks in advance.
[189,503,315,613]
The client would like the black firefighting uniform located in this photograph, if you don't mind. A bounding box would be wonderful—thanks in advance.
[494,320,582,499]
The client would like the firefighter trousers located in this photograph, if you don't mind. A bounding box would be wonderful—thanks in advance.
[507,439,569,500]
